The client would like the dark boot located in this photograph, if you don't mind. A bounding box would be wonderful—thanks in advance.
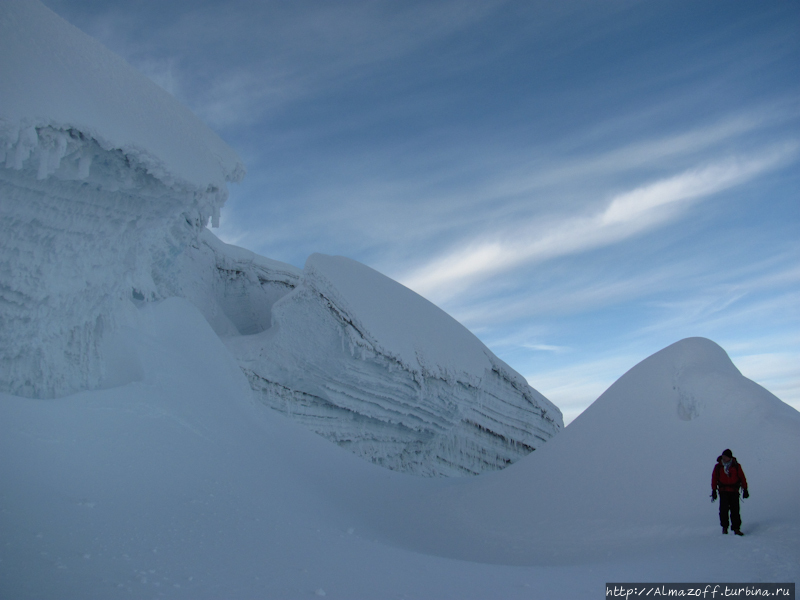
[733,529,744,536]
[722,527,728,534]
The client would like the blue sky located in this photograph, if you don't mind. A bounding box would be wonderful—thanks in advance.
[44,0,799,423]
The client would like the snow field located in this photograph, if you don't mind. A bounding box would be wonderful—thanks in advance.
[1,302,798,598]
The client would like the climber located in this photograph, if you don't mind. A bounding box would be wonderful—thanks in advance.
[711,448,748,536]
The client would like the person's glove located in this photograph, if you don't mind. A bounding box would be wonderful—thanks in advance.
[742,489,749,499]
[711,490,717,502]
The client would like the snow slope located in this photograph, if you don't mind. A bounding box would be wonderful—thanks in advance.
[228,253,561,476]
[352,337,800,567]
[2,306,798,599]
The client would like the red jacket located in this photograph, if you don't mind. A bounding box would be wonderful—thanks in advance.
[712,456,747,493]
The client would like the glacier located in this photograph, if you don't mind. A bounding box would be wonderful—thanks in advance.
[0,0,561,475]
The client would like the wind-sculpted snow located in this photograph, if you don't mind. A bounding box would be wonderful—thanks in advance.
[0,0,558,477]
[152,227,302,339]
[227,254,562,476]
[0,0,244,398]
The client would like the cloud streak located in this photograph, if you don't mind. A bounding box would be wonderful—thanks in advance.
[399,145,797,301]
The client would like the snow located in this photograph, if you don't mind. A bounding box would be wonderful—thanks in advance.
[222,249,563,476]
[305,253,501,379]
[362,337,800,565]
[1,0,558,477]
[225,253,561,476]
[2,306,798,598]
[0,0,244,202]
[0,0,243,399]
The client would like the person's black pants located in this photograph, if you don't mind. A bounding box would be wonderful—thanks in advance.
[719,490,741,530]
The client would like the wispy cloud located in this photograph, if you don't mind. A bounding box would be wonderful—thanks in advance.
[399,145,797,301]
[717,326,800,412]
[451,263,689,328]
[484,106,793,201]
[66,0,511,131]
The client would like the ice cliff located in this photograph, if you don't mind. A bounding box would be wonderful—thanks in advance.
[226,254,561,476]
[0,0,561,475]
[0,0,244,398]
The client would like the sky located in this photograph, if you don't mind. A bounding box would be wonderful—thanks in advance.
[42,0,799,424]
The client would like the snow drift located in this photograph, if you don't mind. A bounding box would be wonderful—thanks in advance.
[0,0,560,476]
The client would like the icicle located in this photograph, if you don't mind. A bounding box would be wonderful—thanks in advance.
[77,153,92,179]
[35,129,68,180]
[10,126,37,170]
[36,145,51,180]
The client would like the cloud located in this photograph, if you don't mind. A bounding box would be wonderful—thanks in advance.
[399,145,797,301]
[77,0,510,131]
[520,343,570,353]
[485,108,786,202]
[630,258,800,340]
[731,344,800,413]
[450,263,686,328]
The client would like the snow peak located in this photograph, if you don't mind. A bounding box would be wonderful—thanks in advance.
[606,583,795,598]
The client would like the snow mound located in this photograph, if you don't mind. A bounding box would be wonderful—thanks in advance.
[227,254,562,476]
[359,337,800,563]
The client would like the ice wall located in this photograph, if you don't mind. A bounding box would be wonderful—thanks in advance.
[227,254,562,476]
[0,0,244,397]
[152,225,302,339]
